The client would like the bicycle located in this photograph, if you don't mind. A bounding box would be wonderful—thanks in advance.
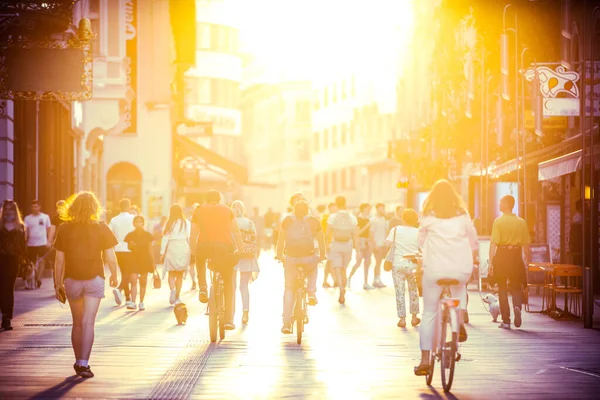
[208,270,225,343]
[291,264,310,344]
[404,252,463,393]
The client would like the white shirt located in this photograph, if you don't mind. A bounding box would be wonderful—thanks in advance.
[418,214,478,280]
[109,212,136,252]
[370,215,388,247]
[161,219,191,255]
[386,225,419,267]
[24,213,51,246]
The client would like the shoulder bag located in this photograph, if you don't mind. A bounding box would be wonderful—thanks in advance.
[383,226,396,272]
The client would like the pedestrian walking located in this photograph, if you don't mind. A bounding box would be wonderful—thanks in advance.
[414,180,478,376]
[108,198,135,308]
[188,204,201,291]
[327,196,358,304]
[370,203,388,288]
[321,202,338,288]
[231,201,260,325]
[0,200,27,331]
[385,208,421,328]
[161,204,191,305]
[348,203,373,289]
[489,195,531,329]
[388,204,405,232]
[124,215,155,310]
[250,206,264,258]
[24,200,52,289]
[53,192,119,378]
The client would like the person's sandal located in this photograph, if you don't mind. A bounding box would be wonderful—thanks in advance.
[397,318,406,328]
[459,324,468,342]
[73,364,94,378]
[414,363,430,376]
[198,288,208,304]
[411,316,421,327]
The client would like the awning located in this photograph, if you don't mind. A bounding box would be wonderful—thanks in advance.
[174,135,248,184]
[538,150,582,181]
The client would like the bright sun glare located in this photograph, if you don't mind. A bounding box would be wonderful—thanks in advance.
[237,0,415,81]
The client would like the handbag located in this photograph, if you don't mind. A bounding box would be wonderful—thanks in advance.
[383,227,396,272]
[153,268,161,289]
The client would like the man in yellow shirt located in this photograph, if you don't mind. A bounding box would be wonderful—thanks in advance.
[489,195,531,329]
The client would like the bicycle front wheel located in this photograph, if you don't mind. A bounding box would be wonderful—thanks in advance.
[440,307,457,392]
[295,291,304,344]
[208,287,217,343]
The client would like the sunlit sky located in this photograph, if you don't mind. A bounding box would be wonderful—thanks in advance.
[234,0,415,82]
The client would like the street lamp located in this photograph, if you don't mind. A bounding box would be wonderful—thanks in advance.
[501,4,522,216]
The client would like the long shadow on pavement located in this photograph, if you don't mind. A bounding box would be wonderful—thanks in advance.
[28,376,85,399]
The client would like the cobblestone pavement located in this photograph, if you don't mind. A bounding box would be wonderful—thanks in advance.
[1,253,600,399]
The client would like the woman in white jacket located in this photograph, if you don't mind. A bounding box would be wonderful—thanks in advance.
[414,180,478,376]
[160,204,191,305]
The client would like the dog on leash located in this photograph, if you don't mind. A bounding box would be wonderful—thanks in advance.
[482,293,500,322]
[174,303,188,325]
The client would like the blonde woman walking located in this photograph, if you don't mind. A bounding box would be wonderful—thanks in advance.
[53,192,119,378]
[231,201,259,325]
[160,204,191,305]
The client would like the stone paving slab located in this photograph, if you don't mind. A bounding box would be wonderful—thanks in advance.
[1,255,600,399]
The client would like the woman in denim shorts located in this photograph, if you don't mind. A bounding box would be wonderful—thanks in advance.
[53,192,119,378]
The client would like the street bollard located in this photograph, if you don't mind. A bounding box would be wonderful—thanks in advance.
[583,267,593,329]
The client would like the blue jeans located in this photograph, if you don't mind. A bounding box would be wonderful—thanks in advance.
[283,255,318,323]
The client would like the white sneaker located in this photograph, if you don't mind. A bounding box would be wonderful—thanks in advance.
[113,288,123,306]
[373,278,386,288]
[126,301,136,309]
[174,299,182,305]
[169,289,177,305]
[139,302,145,311]
[363,283,374,290]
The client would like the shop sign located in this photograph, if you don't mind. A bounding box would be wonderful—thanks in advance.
[524,65,580,116]
[543,98,580,117]
[524,110,567,129]
[123,0,137,133]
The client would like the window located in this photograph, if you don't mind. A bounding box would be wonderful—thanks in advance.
[349,167,356,190]
[313,90,320,110]
[351,76,356,97]
[341,169,347,190]
[323,129,329,150]
[296,139,310,161]
[314,175,320,197]
[197,23,211,50]
[90,18,100,56]
[332,171,338,194]
[313,131,320,153]
[332,126,338,147]
[341,80,347,99]
[324,87,329,107]
[107,1,120,57]
[185,77,238,108]
[332,83,337,103]
[197,23,238,54]
[349,121,355,143]
[296,100,310,123]
[323,173,329,196]
[87,0,100,13]
[341,123,348,145]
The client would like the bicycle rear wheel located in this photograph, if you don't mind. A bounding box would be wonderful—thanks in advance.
[208,287,217,343]
[295,291,304,344]
[440,307,456,392]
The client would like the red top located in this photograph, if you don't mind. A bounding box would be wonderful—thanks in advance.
[192,203,235,244]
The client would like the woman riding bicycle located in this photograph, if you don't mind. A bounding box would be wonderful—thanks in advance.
[414,180,478,376]
[276,200,326,334]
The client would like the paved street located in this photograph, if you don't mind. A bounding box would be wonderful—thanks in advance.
[1,252,600,399]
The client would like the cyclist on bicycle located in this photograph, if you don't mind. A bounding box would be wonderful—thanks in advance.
[190,190,244,330]
[276,200,327,334]
[414,180,478,376]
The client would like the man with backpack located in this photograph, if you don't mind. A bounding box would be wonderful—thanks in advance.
[327,196,359,304]
[276,200,326,334]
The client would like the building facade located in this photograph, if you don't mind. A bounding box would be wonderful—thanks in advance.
[241,80,312,211]
[73,0,174,219]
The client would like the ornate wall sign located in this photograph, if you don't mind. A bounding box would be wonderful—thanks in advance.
[0,22,94,101]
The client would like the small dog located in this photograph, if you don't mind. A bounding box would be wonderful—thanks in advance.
[174,303,188,325]
[482,293,500,322]
[22,261,36,290]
